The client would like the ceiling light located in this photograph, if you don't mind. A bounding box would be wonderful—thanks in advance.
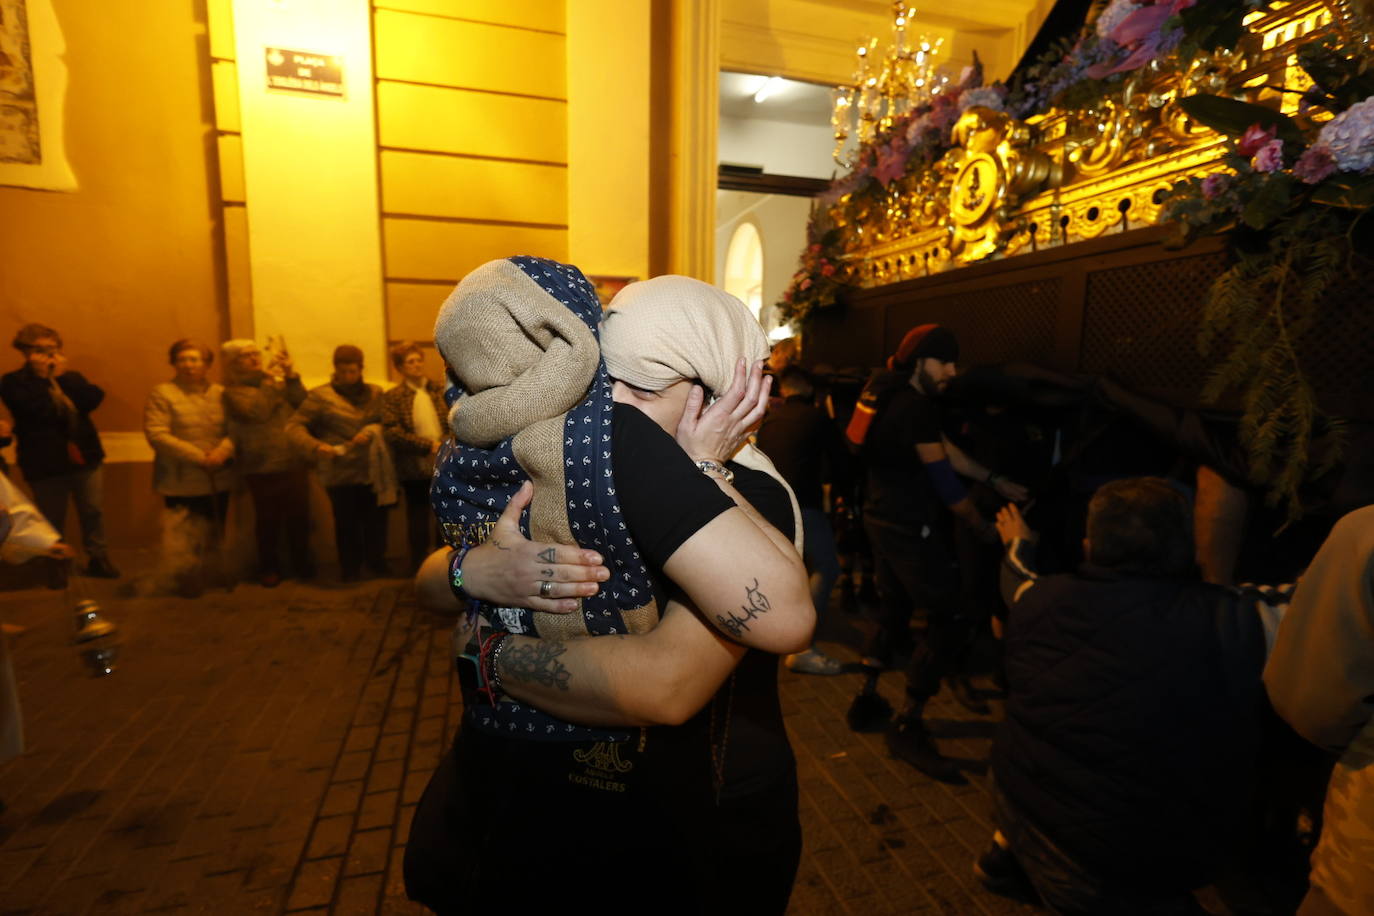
[753,76,784,103]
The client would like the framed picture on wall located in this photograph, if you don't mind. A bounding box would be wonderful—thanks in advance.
[0,0,75,191]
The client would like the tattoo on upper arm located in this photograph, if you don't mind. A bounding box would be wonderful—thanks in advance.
[537,547,556,563]
[500,640,572,691]
[715,578,772,638]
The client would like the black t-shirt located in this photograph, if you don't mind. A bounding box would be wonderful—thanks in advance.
[612,403,734,599]
[612,402,796,798]
[863,383,944,524]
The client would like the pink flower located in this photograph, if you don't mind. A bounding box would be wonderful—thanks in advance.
[820,262,836,277]
[1200,173,1229,200]
[1253,138,1284,173]
[808,243,822,255]
[1293,145,1337,184]
[1236,123,1277,157]
[874,136,911,186]
[1086,0,1194,78]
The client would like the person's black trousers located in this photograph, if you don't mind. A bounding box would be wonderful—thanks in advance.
[325,484,387,578]
[246,470,312,577]
[401,479,438,572]
[862,514,971,703]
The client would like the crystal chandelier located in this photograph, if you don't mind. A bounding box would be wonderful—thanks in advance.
[832,2,949,167]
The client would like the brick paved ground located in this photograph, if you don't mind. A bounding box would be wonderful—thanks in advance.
[0,560,1045,915]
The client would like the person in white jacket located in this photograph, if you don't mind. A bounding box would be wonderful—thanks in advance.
[0,471,75,787]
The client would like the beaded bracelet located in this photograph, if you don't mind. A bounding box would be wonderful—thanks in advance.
[478,630,510,704]
[448,544,474,601]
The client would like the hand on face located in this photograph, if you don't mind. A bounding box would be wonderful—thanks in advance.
[674,357,771,464]
[24,339,60,378]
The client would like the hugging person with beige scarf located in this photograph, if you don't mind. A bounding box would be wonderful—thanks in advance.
[406,262,813,914]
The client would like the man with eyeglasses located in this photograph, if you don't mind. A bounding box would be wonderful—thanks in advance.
[0,323,118,581]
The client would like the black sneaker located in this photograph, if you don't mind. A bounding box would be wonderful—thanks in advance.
[83,556,121,579]
[974,839,1040,904]
[949,676,991,715]
[847,691,893,732]
[886,717,965,783]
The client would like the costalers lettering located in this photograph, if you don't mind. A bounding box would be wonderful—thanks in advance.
[441,519,497,549]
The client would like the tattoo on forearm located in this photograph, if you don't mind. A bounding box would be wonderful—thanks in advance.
[537,547,556,563]
[716,578,773,638]
[500,640,572,691]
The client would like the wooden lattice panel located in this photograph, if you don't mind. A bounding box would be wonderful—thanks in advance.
[1079,252,1230,399]
[885,277,1061,368]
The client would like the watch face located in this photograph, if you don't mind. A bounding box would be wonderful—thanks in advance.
[951,153,1002,227]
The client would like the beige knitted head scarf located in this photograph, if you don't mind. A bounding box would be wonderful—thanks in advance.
[601,276,803,552]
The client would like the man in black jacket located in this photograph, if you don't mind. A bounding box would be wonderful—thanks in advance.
[0,324,117,579]
[982,478,1283,914]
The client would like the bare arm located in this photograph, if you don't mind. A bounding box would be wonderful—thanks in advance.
[496,599,745,727]
[664,359,813,654]
[661,503,812,654]
[916,439,993,539]
[942,435,1029,502]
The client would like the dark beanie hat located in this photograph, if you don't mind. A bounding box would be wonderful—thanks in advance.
[889,324,958,369]
[333,344,364,365]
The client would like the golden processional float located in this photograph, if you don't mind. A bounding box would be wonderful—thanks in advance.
[788,0,1374,519]
[822,1,1342,284]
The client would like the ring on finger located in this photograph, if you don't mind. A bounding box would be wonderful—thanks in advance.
[538,580,554,599]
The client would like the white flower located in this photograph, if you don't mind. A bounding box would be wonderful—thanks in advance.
[1316,96,1374,173]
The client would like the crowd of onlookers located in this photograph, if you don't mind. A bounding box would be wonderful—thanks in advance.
[0,323,448,595]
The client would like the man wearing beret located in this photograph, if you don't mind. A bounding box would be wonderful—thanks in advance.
[847,324,1027,782]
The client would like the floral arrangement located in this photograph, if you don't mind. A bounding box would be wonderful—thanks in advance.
[779,0,1374,519]
[780,204,845,324]
[780,0,1274,323]
[1160,32,1374,518]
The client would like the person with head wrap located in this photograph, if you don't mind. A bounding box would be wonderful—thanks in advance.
[143,339,235,595]
[845,324,1028,783]
[221,338,311,586]
[405,262,812,914]
[286,345,389,581]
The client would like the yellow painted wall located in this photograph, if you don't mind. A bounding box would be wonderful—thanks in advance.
[567,1,653,282]
[375,0,570,353]
[0,1,227,435]
[230,0,387,386]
